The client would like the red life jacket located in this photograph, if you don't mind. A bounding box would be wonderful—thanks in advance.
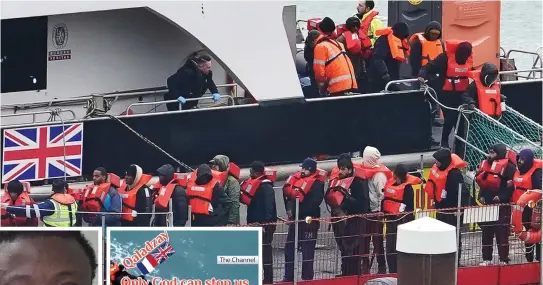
[470,70,502,117]
[0,192,38,227]
[118,174,152,222]
[325,165,371,208]
[153,179,182,209]
[283,169,328,202]
[307,18,337,38]
[189,168,227,187]
[476,152,515,190]
[329,163,363,181]
[67,187,84,203]
[383,174,422,214]
[186,177,221,215]
[343,31,362,55]
[424,154,467,203]
[359,10,379,41]
[512,159,542,203]
[240,168,277,206]
[82,173,121,212]
[216,162,241,185]
[443,40,473,92]
[355,163,393,180]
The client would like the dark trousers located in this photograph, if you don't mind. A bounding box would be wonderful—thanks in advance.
[262,225,276,284]
[341,217,366,276]
[480,206,510,262]
[284,221,320,281]
[438,92,462,147]
[386,214,414,273]
[437,211,463,261]
[331,210,347,276]
[523,206,541,262]
[362,215,386,273]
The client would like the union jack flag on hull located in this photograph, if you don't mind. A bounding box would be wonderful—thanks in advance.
[2,123,84,183]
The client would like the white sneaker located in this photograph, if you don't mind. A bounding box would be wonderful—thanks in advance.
[499,261,508,266]
[479,260,491,266]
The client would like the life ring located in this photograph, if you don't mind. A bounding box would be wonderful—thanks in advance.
[511,190,542,244]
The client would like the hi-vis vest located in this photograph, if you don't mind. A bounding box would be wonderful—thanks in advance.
[513,159,542,203]
[470,70,502,117]
[408,33,443,66]
[118,174,152,222]
[423,154,466,203]
[443,40,473,92]
[43,193,78,227]
[283,169,328,202]
[383,174,422,214]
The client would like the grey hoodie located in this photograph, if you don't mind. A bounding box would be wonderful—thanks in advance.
[212,155,241,224]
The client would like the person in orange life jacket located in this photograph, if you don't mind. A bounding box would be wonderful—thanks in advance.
[418,41,473,149]
[383,164,415,274]
[368,22,410,93]
[514,149,542,262]
[82,167,122,227]
[3,179,77,227]
[336,17,365,91]
[333,155,370,277]
[359,146,389,273]
[462,62,507,118]
[209,155,241,225]
[188,164,228,227]
[0,180,38,227]
[119,164,153,227]
[313,17,358,96]
[165,51,221,111]
[152,164,188,227]
[476,143,516,266]
[282,158,324,282]
[245,161,277,284]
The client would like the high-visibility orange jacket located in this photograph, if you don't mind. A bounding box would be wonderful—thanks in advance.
[313,35,358,94]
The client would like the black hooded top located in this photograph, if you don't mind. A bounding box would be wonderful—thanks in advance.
[369,22,410,88]
[478,143,517,203]
[461,62,506,113]
[432,148,468,208]
[410,21,443,76]
[191,164,228,227]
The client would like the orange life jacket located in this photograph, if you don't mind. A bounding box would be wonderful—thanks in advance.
[443,40,473,92]
[383,174,422,214]
[216,162,241,185]
[476,153,515,190]
[343,31,362,55]
[408,33,443,66]
[66,187,84,203]
[110,263,120,285]
[186,177,221,215]
[188,168,227,187]
[512,159,543,203]
[470,70,502,117]
[283,169,328,202]
[82,173,120,212]
[325,165,371,208]
[424,154,467,203]
[118,174,152,222]
[153,179,183,209]
[0,191,38,226]
[359,10,379,42]
[355,163,393,180]
[329,163,363,181]
[374,27,409,62]
[240,168,277,206]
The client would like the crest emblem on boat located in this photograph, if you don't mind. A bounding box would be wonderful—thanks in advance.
[52,23,68,49]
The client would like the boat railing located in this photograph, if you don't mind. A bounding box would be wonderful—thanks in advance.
[0,108,76,123]
[384,78,420,92]
[125,94,235,115]
[503,48,543,79]
[499,68,543,85]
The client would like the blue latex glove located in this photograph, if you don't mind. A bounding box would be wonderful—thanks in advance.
[177,96,186,104]
[211,93,221,102]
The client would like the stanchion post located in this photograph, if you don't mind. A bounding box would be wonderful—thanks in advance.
[293,197,300,285]
[168,199,173,227]
[187,205,192,227]
[455,183,463,285]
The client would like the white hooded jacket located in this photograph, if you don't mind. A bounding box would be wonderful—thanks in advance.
[362,147,388,212]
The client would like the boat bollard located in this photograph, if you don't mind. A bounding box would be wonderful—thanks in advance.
[396,217,457,285]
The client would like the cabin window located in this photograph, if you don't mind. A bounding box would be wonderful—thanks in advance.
[1,16,48,93]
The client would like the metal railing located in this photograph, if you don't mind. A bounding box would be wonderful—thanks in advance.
[504,49,543,79]
[125,94,235,115]
[0,109,76,123]
[384,78,420,92]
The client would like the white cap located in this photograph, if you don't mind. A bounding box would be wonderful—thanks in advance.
[396,217,457,254]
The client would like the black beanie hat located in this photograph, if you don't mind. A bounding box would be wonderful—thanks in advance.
[320,17,336,34]
[392,22,410,40]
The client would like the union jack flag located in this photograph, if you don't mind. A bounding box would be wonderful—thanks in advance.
[151,241,176,263]
[2,123,84,183]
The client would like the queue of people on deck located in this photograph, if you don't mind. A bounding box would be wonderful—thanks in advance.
[2,144,541,282]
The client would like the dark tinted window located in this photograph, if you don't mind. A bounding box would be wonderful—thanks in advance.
[1,16,48,93]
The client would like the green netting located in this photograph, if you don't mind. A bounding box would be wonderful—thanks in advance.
[460,108,542,171]
[498,107,542,144]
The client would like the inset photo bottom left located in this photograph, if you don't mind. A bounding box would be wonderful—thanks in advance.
[0,227,103,285]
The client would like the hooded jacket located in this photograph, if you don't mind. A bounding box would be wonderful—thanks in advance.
[517,149,542,189]
[212,155,241,224]
[125,164,153,227]
[478,143,517,203]
[362,147,388,212]
[369,22,410,92]
[164,59,219,110]
[410,21,443,76]
[432,148,469,208]
[153,164,188,227]
[462,62,506,112]
[191,164,228,227]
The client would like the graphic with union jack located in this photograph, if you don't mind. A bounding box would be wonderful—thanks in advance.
[2,123,84,183]
[137,241,176,275]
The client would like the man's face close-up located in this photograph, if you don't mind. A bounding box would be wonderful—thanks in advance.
[0,236,92,285]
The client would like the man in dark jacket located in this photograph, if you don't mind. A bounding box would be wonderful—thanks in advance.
[336,155,369,276]
[369,22,410,92]
[476,143,516,265]
[153,164,188,227]
[122,164,153,227]
[418,41,473,149]
[283,158,324,282]
[462,62,507,119]
[303,30,323,98]
[516,149,542,262]
[191,164,228,227]
[165,52,221,111]
[246,161,277,284]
